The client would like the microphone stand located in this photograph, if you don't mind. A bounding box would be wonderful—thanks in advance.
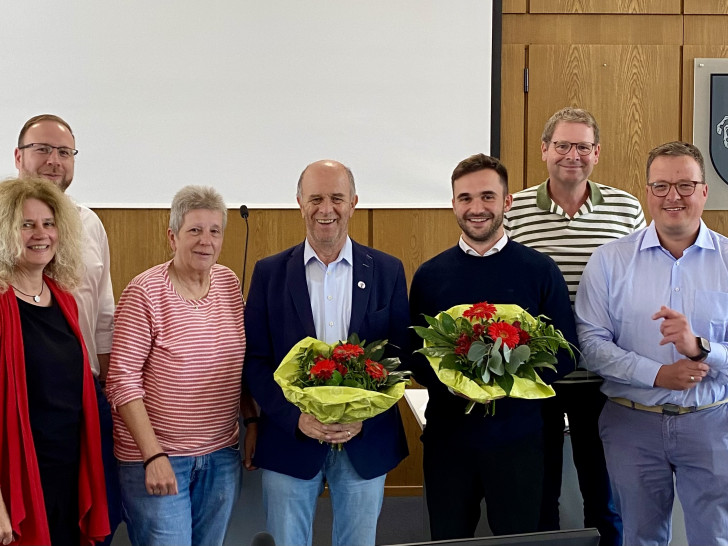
[239,205,249,297]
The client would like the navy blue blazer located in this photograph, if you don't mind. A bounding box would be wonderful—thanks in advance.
[243,239,410,480]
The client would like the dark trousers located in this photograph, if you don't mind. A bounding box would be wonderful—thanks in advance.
[423,429,543,540]
[95,379,122,546]
[540,381,622,546]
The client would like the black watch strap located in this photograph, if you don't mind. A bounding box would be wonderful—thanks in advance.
[688,337,710,361]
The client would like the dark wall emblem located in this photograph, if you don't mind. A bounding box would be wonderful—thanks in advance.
[711,74,728,185]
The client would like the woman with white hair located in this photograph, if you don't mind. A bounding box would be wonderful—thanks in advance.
[106,185,256,546]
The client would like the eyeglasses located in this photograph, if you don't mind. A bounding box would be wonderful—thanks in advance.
[18,143,78,159]
[551,141,596,156]
[647,180,706,197]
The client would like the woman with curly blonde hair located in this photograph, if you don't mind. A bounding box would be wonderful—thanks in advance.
[0,177,109,546]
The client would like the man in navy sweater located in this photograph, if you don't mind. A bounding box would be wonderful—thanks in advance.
[409,153,578,540]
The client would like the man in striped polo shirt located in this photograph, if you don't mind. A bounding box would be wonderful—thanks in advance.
[504,107,645,546]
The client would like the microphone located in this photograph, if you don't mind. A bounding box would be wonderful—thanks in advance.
[240,205,250,297]
[250,532,276,546]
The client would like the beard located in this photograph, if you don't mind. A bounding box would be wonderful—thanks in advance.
[457,211,504,244]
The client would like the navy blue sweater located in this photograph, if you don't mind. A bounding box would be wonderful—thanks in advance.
[409,241,578,445]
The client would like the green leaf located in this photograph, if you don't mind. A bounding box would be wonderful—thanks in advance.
[520,366,538,382]
[325,370,343,386]
[412,327,452,346]
[342,378,363,388]
[505,358,523,375]
[416,347,453,358]
[440,312,458,335]
[531,351,557,365]
[423,315,441,329]
[509,344,530,363]
[439,353,460,371]
[532,362,557,373]
[481,366,491,384]
[467,341,488,361]
[495,373,514,395]
[488,351,504,376]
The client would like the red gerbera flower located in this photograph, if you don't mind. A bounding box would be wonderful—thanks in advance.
[365,359,388,381]
[332,343,365,362]
[310,359,336,380]
[335,362,348,376]
[487,322,521,349]
[463,302,497,321]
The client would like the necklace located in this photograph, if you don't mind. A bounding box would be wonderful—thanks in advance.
[12,281,45,303]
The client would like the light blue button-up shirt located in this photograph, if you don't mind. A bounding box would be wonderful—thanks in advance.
[304,237,353,344]
[575,220,728,406]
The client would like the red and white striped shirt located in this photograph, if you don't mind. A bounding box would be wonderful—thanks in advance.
[107,261,245,461]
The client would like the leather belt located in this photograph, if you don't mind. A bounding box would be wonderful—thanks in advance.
[609,396,728,416]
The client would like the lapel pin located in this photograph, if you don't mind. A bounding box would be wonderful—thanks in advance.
[358,281,366,289]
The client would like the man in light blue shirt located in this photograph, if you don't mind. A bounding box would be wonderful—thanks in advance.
[576,142,728,545]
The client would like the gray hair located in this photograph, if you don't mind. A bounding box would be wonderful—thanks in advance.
[169,185,228,234]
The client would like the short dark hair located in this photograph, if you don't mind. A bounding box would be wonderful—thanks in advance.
[451,153,508,194]
[18,114,75,146]
[646,141,705,182]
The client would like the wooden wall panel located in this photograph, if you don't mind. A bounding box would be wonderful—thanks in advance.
[372,209,461,286]
[685,16,728,45]
[503,14,682,45]
[96,207,369,301]
[684,1,728,15]
[529,0,679,14]
[526,44,681,219]
[384,397,424,495]
[501,44,527,190]
[502,0,526,13]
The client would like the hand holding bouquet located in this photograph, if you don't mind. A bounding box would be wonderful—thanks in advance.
[413,302,576,414]
[274,334,411,424]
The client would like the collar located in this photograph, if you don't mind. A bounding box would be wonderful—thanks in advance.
[303,236,353,267]
[458,232,509,257]
[536,179,604,214]
[640,219,715,252]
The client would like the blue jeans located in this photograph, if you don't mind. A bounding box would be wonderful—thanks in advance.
[119,445,242,546]
[262,449,386,546]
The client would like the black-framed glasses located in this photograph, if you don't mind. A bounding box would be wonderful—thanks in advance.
[647,180,706,197]
[551,141,596,156]
[18,143,78,159]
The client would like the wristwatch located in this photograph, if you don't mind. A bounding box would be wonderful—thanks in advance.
[688,337,711,361]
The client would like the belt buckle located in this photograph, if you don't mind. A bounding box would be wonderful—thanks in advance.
[662,403,680,416]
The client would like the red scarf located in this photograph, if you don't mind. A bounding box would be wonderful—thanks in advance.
[0,277,109,545]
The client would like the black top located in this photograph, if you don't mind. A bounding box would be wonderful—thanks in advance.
[409,241,579,443]
[17,296,83,467]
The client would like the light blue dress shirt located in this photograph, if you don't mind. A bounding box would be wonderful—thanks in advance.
[575,220,728,406]
[304,237,353,344]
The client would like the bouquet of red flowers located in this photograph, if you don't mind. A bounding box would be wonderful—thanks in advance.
[413,302,575,414]
[274,334,410,424]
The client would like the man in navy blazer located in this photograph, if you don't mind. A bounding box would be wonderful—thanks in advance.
[244,159,409,546]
